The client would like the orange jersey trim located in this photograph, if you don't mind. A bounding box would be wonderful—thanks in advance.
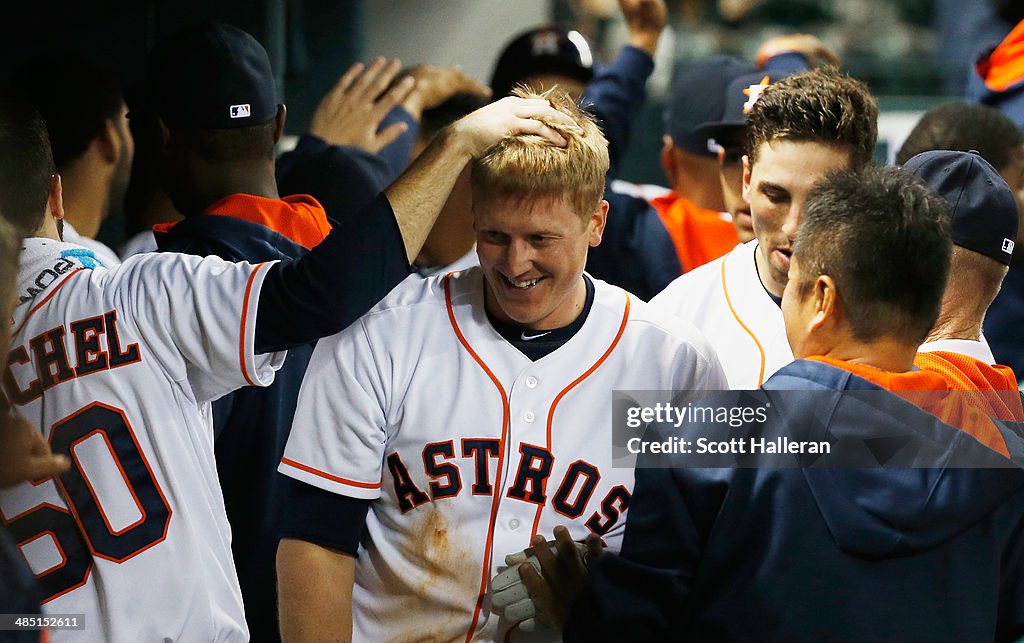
[11,268,84,338]
[279,457,382,490]
[238,262,269,386]
[978,19,1024,92]
[721,257,767,386]
[650,193,739,273]
[530,291,631,539]
[443,276,512,643]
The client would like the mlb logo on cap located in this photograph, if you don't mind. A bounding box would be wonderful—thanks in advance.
[230,104,251,119]
[1003,238,1015,254]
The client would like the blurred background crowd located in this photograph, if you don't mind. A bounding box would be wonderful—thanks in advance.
[3,0,1020,250]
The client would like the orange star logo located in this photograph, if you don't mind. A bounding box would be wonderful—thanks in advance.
[742,76,771,114]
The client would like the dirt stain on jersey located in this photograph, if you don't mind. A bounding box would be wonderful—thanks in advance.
[386,505,483,643]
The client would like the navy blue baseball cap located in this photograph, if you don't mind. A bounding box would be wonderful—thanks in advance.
[695,71,777,144]
[146,23,278,129]
[904,149,1019,265]
[490,26,594,99]
[664,56,756,157]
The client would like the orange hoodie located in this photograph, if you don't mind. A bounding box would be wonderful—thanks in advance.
[649,193,739,273]
[810,355,1011,458]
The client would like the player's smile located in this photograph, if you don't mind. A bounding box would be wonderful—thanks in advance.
[475,194,607,330]
[503,275,542,289]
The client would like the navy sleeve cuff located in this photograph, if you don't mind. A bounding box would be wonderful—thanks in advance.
[255,192,411,352]
[279,478,370,557]
[375,107,418,179]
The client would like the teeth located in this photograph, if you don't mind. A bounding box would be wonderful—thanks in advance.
[510,278,539,288]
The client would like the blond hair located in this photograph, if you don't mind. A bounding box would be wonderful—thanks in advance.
[471,87,609,218]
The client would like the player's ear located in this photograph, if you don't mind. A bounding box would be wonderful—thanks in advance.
[588,200,609,247]
[96,120,120,165]
[660,136,676,182]
[273,104,287,144]
[741,155,752,202]
[48,174,65,221]
[809,274,837,331]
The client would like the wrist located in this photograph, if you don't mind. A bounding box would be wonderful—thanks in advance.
[436,122,476,163]
[628,32,661,56]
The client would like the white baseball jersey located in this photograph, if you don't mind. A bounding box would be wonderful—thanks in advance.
[280,268,726,642]
[61,222,122,268]
[651,239,793,389]
[1,239,284,642]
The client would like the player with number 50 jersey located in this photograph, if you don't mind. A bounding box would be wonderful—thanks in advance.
[0,76,578,640]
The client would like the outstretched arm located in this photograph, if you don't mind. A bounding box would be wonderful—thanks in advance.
[255,96,577,352]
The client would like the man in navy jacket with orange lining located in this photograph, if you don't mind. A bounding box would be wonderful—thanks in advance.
[509,166,1024,642]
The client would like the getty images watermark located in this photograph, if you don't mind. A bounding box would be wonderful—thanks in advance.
[624,401,830,456]
[612,389,1022,469]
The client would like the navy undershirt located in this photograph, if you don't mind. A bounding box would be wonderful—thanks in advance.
[486,275,596,360]
[753,247,783,309]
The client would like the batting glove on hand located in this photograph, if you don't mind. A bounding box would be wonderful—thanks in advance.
[490,539,588,632]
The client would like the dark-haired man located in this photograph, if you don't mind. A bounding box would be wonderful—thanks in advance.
[513,166,1024,642]
[11,54,129,267]
[651,67,878,388]
[897,102,1024,381]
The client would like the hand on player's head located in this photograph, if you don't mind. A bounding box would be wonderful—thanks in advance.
[449,96,580,158]
[0,410,70,488]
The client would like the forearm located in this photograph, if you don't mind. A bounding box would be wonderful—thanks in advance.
[385,127,472,263]
[277,538,355,643]
[583,46,655,175]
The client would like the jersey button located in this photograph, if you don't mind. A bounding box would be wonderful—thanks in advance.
[525,376,538,388]
[509,519,521,530]
[523,411,535,423]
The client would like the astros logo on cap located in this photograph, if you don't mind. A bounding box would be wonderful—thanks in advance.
[742,76,771,114]
[532,31,561,56]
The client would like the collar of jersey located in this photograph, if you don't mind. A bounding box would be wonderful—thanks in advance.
[13,237,98,329]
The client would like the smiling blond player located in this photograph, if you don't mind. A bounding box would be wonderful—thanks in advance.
[276,88,726,643]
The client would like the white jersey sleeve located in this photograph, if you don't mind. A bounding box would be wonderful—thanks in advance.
[280,315,387,499]
[106,253,284,403]
[1,246,288,643]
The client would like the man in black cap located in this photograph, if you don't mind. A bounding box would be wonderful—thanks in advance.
[906,150,1024,434]
[142,24,421,640]
[897,103,1024,384]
